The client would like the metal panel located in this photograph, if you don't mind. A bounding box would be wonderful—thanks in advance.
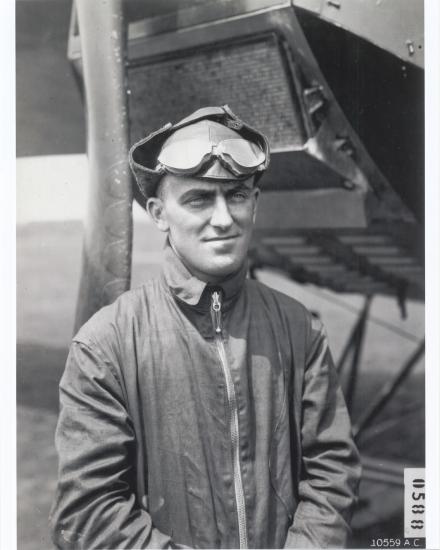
[129,0,291,41]
[292,0,424,68]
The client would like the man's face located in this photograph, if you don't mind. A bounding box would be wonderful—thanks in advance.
[147,174,259,282]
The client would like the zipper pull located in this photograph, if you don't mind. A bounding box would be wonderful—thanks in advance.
[211,290,222,334]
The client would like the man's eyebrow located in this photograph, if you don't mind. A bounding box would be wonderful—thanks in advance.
[225,182,253,192]
[178,188,217,201]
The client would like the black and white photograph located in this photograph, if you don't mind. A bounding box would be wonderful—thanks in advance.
[9,0,439,549]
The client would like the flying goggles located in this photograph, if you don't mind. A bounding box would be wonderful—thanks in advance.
[157,137,266,178]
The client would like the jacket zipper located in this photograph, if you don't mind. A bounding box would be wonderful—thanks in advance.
[211,290,248,549]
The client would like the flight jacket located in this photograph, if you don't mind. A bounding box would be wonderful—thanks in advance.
[50,245,361,549]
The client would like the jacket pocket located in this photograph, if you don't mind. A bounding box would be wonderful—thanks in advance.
[152,448,195,547]
[149,492,172,538]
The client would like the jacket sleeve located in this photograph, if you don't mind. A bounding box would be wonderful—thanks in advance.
[50,340,188,550]
[284,317,362,549]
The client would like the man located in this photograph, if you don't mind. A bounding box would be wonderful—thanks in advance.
[50,106,361,549]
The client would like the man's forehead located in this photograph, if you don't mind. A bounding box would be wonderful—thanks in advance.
[163,175,255,195]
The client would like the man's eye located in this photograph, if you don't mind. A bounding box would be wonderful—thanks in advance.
[229,191,249,203]
[186,196,209,207]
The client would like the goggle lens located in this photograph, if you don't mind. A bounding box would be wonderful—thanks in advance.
[217,139,266,169]
[157,140,212,173]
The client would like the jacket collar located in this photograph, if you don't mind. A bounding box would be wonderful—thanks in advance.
[162,242,248,309]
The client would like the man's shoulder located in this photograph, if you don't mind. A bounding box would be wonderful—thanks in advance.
[246,279,326,358]
[245,278,312,323]
[73,279,162,346]
[247,279,311,317]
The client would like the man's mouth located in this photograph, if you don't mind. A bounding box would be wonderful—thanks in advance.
[204,235,240,242]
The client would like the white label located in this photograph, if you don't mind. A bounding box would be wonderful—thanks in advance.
[404,468,426,538]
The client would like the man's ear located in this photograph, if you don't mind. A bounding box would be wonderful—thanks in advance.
[252,187,260,224]
[146,197,169,232]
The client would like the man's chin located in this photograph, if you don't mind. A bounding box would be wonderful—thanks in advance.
[198,255,243,281]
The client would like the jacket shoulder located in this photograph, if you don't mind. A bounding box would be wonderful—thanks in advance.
[246,279,325,355]
[73,279,161,347]
[246,278,312,322]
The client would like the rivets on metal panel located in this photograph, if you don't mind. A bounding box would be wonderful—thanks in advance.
[335,136,356,159]
[406,40,415,56]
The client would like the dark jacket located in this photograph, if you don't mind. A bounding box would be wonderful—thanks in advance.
[50,246,361,549]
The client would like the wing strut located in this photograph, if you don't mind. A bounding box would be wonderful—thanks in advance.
[337,295,372,413]
[74,0,133,332]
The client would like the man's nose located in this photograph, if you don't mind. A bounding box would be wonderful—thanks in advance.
[210,195,233,230]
